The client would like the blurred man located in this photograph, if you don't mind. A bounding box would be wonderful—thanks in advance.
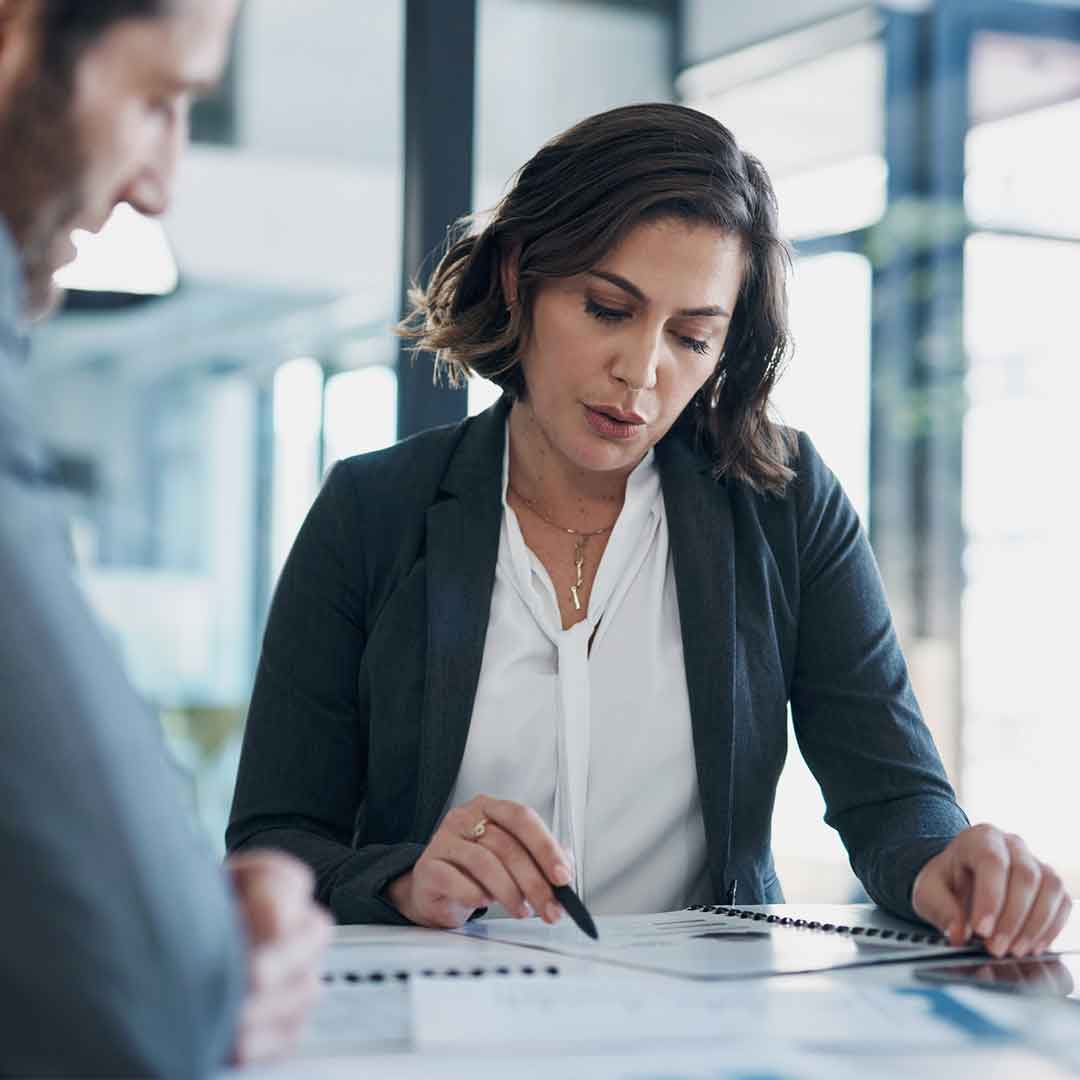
[0,2,331,1075]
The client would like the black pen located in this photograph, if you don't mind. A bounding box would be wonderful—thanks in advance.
[553,884,598,940]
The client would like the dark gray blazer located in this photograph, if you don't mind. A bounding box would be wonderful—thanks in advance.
[228,396,968,925]
[0,222,244,1078]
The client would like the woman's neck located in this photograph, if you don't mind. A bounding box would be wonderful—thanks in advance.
[507,399,638,529]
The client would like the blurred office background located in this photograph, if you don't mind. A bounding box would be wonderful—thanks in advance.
[28,0,1080,901]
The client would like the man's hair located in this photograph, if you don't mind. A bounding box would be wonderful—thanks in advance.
[400,103,796,495]
[36,0,169,79]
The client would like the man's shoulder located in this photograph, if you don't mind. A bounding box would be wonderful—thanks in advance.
[0,339,49,484]
[0,452,67,566]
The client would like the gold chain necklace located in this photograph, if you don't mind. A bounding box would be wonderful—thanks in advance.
[508,484,617,611]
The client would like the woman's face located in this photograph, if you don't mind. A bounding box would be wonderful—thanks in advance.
[513,217,744,478]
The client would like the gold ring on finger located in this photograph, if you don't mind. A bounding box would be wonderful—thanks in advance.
[468,818,488,841]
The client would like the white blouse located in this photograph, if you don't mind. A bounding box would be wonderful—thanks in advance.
[443,426,710,914]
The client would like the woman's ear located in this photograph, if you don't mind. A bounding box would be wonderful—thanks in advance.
[498,241,522,308]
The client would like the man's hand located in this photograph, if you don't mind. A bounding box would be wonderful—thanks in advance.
[385,795,573,930]
[912,824,1072,957]
[226,851,333,1065]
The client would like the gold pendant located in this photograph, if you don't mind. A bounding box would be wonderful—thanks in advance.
[570,537,586,612]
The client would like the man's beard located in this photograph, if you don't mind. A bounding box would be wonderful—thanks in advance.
[0,59,87,319]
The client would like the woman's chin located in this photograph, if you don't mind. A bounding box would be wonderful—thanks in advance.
[563,431,650,475]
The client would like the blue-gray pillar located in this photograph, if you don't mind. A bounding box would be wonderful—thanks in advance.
[396,0,477,438]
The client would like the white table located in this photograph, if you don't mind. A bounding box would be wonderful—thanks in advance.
[230,905,1080,1079]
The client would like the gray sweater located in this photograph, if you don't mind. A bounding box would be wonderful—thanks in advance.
[0,221,245,1078]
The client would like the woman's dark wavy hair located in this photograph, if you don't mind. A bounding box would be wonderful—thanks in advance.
[400,102,796,494]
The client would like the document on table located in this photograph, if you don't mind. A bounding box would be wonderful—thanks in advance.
[293,983,411,1057]
[290,925,634,1056]
[455,908,980,979]
[322,926,620,982]
[228,1044,1077,1080]
[411,976,1015,1049]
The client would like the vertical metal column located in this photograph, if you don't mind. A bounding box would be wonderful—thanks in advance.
[874,6,966,787]
[396,0,477,438]
[871,9,933,648]
[923,2,972,793]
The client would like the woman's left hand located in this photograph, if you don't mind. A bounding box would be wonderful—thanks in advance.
[912,824,1072,957]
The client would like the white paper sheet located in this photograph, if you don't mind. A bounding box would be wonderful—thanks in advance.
[290,927,656,1056]
[455,909,979,979]
[411,976,1015,1049]
[293,983,411,1056]
[322,932,622,982]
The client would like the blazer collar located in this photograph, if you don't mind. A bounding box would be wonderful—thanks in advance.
[438,393,511,498]
[413,395,509,837]
[655,426,738,901]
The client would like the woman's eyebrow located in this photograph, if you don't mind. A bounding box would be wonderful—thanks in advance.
[588,270,730,318]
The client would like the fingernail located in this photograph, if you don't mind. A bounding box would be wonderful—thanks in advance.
[977,916,994,938]
[991,934,1008,956]
[545,901,562,923]
[1014,939,1030,957]
[521,901,535,917]
[552,863,572,886]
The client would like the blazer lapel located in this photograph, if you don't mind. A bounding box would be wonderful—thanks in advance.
[412,398,508,838]
[656,430,737,900]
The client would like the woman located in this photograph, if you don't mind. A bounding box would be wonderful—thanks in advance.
[228,104,1069,957]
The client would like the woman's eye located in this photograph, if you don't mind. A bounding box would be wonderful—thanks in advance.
[584,297,630,323]
[678,335,710,356]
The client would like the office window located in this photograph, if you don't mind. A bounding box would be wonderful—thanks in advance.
[681,25,887,242]
[965,32,1080,239]
[475,0,673,209]
[271,358,325,585]
[324,365,399,467]
[960,25,1080,873]
[773,253,872,522]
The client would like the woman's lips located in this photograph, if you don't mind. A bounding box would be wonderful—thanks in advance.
[584,404,646,440]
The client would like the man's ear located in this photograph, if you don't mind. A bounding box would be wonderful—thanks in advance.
[498,241,522,308]
[0,1,36,101]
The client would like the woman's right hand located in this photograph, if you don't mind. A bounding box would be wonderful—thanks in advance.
[384,795,573,929]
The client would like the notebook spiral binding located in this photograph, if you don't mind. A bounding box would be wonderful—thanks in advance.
[323,962,563,985]
[684,905,948,947]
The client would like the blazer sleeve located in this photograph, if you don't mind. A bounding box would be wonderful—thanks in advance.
[0,475,245,1078]
[787,431,970,922]
[227,461,424,924]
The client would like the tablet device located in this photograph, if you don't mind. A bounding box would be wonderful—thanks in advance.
[915,955,1080,1001]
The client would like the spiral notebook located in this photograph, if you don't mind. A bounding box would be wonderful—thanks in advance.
[455,904,987,980]
[322,959,564,985]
